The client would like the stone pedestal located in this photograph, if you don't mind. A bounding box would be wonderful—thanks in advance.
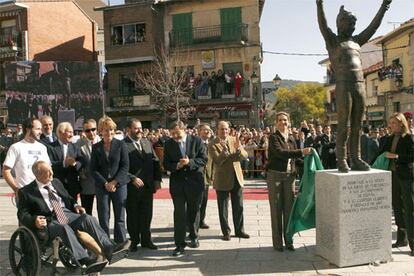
[315,169,392,267]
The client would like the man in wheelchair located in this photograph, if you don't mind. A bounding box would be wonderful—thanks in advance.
[17,160,130,272]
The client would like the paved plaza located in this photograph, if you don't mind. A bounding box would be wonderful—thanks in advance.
[1,178,414,276]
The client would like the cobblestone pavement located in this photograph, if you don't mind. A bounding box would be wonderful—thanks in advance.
[1,178,413,276]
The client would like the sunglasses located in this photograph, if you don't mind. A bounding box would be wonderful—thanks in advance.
[85,128,96,133]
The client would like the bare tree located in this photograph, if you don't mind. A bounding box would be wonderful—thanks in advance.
[135,48,193,123]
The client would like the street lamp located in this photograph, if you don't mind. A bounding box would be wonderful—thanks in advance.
[272,74,282,88]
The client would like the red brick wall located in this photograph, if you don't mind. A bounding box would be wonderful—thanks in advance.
[26,2,95,61]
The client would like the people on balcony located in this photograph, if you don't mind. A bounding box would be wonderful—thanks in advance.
[234,72,243,99]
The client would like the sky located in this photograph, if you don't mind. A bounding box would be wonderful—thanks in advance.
[3,0,413,83]
[260,0,414,83]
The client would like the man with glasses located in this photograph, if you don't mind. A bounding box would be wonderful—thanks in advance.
[76,119,100,214]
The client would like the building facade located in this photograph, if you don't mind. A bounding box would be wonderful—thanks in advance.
[0,0,103,124]
[162,0,265,128]
[99,0,164,129]
[377,19,414,121]
[101,0,265,129]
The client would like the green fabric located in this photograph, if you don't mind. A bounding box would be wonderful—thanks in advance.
[371,152,390,170]
[286,148,324,244]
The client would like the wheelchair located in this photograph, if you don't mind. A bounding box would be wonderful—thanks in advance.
[9,225,109,276]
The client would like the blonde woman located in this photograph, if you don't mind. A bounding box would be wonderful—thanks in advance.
[91,116,130,244]
[379,112,414,255]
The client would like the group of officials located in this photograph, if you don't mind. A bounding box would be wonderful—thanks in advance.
[4,109,413,270]
[2,115,253,262]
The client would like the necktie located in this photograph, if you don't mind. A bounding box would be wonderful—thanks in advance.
[44,185,69,224]
[136,141,142,152]
[49,135,53,143]
[179,140,186,157]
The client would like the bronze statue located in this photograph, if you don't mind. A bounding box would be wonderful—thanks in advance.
[316,0,392,172]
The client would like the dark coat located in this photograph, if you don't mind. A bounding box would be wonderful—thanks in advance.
[90,138,130,189]
[17,178,76,231]
[124,136,162,193]
[47,140,85,196]
[163,135,207,196]
[380,133,414,180]
[267,130,302,173]
[39,133,58,147]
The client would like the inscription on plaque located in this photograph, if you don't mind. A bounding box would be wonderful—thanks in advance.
[348,227,383,254]
[341,177,389,214]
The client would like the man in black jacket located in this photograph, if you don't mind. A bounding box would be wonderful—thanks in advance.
[39,115,57,146]
[163,121,207,256]
[124,119,162,251]
[47,122,85,199]
[17,161,129,269]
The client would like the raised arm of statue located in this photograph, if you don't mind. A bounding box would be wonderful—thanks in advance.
[356,0,392,45]
[316,0,334,45]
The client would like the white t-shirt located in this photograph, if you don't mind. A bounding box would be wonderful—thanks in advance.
[3,140,51,188]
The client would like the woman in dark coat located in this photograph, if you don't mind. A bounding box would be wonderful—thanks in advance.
[91,116,130,243]
[379,112,414,255]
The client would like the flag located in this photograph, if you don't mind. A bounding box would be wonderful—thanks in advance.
[286,148,324,244]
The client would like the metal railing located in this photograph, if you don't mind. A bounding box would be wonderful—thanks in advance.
[0,31,21,48]
[169,24,248,47]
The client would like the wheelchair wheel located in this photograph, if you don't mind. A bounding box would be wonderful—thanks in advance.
[58,245,78,269]
[9,226,41,276]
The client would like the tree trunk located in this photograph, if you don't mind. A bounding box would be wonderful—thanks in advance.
[176,97,180,122]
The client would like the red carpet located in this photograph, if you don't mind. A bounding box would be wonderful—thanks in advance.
[1,188,270,200]
[154,188,269,200]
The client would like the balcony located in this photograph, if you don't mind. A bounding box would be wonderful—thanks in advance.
[189,79,251,103]
[169,24,248,48]
[0,31,22,50]
[377,78,400,94]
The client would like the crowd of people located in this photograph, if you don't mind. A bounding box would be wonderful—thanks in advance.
[1,110,413,272]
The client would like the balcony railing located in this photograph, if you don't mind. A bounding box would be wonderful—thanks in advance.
[0,31,22,49]
[169,24,248,47]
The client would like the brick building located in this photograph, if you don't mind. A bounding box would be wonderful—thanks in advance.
[100,0,265,129]
[0,0,105,123]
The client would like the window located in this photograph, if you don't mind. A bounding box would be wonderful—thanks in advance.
[119,74,136,95]
[393,102,400,113]
[111,23,146,46]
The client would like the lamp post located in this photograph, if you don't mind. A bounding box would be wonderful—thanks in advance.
[262,74,282,127]
[250,71,260,128]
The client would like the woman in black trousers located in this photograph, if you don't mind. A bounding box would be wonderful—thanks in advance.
[91,116,130,243]
[380,112,414,255]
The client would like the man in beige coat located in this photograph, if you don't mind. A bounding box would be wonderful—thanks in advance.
[209,121,249,240]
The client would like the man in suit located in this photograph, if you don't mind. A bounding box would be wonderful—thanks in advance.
[48,122,85,199]
[163,121,207,256]
[39,115,57,146]
[320,125,337,169]
[360,125,371,163]
[124,119,162,251]
[198,123,214,229]
[208,121,250,241]
[17,161,129,269]
[76,119,100,215]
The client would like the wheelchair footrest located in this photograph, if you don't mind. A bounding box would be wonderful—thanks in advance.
[109,248,128,265]
[82,261,108,275]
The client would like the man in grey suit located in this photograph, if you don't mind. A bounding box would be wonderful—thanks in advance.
[76,119,100,215]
